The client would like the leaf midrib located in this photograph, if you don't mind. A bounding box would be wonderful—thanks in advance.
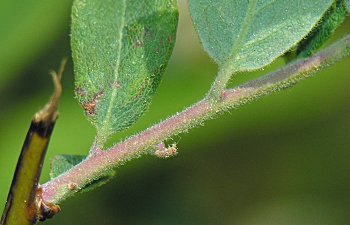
[224,0,258,70]
[98,0,126,140]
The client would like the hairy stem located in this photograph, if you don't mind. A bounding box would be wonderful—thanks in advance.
[41,35,350,204]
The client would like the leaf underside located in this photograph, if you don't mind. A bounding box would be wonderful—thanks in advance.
[50,154,86,179]
[50,154,115,192]
[189,0,334,72]
[72,0,178,143]
[293,0,348,58]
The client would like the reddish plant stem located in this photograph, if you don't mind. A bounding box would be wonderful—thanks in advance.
[41,35,350,204]
[41,100,213,203]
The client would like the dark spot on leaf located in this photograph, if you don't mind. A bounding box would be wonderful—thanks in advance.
[75,87,86,97]
[133,79,150,100]
[110,81,121,89]
[82,92,104,116]
[133,39,143,48]
[153,65,165,76]
[83,102,96,116]
[167,36,174,43]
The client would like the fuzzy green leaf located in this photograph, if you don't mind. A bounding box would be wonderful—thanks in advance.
[189,0,333,72]
[50,154,115,192]
[50,154,86,179]
[345,0,350,12]
[72,0,178,144]
[293,0,348,58]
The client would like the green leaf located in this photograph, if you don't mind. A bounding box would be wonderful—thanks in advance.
[345,0,350,12]
[50,154,86,179]
[50,154,115,193]
[72,0,178,145]
[292,0,348,59]
[189,0,333,72]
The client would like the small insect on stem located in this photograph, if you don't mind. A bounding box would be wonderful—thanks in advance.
[154,142,178,158]
[67,182,78,191]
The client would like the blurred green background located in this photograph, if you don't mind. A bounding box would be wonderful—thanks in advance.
[1,1,350,224]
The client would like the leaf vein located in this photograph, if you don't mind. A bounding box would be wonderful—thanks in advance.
[226,0,258,67]
[254,0,277,14]
[99,0,126,139]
